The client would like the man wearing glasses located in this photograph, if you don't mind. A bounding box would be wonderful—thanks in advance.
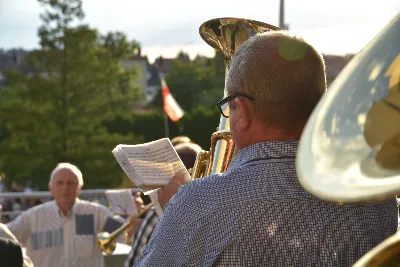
[134,32,397,266]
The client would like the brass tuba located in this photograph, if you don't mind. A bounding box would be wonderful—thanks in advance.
[296,14,400,266]
[190,18,280,179]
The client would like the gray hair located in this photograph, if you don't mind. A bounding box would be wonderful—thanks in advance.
[49,163,84,187]
[226,31,326,132]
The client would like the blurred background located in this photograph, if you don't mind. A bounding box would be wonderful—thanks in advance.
[0,0,399,221]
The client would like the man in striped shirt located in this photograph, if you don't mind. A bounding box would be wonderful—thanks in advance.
[7,163,126,267]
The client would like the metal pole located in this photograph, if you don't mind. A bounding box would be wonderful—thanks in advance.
[164,110,170,138]
[279,0,285,29]
[156,68,170,138]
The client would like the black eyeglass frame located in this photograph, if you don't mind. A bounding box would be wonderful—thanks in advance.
[216,92,255,118]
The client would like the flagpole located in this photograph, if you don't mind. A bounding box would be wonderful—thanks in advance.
[157,69,170,138]
[163,110,170,138]
[157,68,182,139]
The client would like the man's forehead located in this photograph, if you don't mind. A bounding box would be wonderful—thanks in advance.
[53,168,78,180]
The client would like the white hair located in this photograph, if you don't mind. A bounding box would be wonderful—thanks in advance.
[49,163,84,187]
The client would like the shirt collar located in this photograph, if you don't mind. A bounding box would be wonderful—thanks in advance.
[228,141,299,170]
[53,198,80,218]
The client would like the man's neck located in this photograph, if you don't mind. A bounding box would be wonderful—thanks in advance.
[237,124,302,150]
[56,200,76,217]
[60,208,70,217]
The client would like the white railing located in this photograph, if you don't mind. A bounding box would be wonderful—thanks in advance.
[0,188,141,219]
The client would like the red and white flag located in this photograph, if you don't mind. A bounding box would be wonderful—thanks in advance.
[161,78,184,122]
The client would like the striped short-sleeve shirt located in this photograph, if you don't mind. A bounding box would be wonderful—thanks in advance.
[7,198,124,267]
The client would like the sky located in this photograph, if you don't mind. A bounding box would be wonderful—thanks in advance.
[0,0,399,63]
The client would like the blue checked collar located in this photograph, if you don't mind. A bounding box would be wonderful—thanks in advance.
[228,140,298,170]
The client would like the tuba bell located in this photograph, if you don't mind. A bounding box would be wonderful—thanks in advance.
[296,14,400,266]
[190,18,280,178]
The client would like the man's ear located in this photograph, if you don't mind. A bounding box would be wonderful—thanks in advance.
[48,183,55,196]
[236,98,251,130]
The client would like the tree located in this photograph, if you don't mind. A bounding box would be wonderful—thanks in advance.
[197,52,226,108]
[0,0,143,189]
[101,31,141,59]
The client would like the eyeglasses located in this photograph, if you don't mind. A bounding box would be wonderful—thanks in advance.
[216,92,255,118]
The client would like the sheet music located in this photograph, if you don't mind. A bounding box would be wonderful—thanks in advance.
[112,138,190,192]
[105,189,138,216]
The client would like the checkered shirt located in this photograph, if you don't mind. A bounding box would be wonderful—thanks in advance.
[7,198,124,267]
[125,208,160,267]
[134,141,398,267]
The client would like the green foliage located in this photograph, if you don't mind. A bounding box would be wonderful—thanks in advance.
[150,52,226,112]
[0,1,229,190]
[0,0,142,189]
[104,107,221,151]
[179,106,221,149]
[101,32,141,60]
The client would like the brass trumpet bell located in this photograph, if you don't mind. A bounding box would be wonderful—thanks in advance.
[191,18,280,179]
[296,13,400,204]
[97,231,116,256]
[97,203,153,255]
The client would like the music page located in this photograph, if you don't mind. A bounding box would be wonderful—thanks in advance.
[105,189,138,216]
[112,148,146,186]
[113,138,190,192]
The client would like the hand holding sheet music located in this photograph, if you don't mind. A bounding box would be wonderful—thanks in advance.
[112,138,191,193]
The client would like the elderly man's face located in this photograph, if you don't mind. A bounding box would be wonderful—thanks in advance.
[49,168,81,211]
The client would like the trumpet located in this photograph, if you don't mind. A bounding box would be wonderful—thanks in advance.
[97,203,153,255]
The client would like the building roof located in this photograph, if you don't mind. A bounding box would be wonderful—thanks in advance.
[154,52,191,74]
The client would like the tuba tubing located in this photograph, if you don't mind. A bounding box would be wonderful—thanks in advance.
[352,231,400,267]
[190,18,280,179]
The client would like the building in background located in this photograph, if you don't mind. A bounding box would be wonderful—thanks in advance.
[121,48,161,105]
[0,48,354,105]
[0,49,29,87]
[323,54,354,86]
[154,52,190,76]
